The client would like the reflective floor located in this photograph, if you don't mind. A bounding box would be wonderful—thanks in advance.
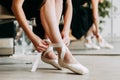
[0,39,120,80]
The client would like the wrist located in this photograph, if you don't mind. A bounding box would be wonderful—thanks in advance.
[62,30,69,35]
[27,33,36,42]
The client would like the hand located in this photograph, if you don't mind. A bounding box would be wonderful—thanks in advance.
[31,34,48,52]
[61,31,70,46]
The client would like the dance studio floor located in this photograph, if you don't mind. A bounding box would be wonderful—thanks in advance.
[0,38,120,80]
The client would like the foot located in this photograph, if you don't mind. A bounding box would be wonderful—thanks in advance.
[41,39,62,70]
[58,47,79,64]
[98,38,114,49]
[41,39,57,60]
[96,36,114,49]
[41,48,62,70]
[85,36,100,50]
[53,43,89,75]
[42,50,57,59]
[84,42,100,50]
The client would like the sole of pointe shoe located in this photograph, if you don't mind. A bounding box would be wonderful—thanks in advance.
[41,56,62,70]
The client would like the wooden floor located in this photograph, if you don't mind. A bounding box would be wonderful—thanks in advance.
[0,39,120,80]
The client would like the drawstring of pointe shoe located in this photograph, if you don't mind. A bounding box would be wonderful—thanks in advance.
[43,39,66,61]
[49,43,66,61]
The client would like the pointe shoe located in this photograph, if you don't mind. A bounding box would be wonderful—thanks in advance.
[31,39,61,72]
[51,43,89,75]
[84,42,100,50]
[85,36,100,50]
[41,39,62,70]
[98,38,114,49]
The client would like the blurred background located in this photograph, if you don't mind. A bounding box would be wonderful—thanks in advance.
[99,0,120,40]
[0,0,120,56]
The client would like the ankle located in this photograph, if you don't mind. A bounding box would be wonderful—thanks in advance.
[96,36,102,43]
[50,42,79,64]
[43,51,57,59]
[85,36,92,44]
[61,48,79,64]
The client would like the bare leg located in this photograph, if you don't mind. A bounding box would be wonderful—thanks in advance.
[92,24,114,49]
[38,0,89,74]
[55,0,63,24]
[92,24,102,42]
[84,24,100,50]
[85,24,94,43]
[43,0,63,56]
[40,0,61,42]
[86,24,94,37]
[40,0,78,64]
[86,24,102,42]
[41,0,63,61]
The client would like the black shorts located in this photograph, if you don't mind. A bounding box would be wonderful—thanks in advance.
[0,0,45,19]
[23,0,46,19]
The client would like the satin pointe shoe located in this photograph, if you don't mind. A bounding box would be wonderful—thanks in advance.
[41,39,62,70]
[84,43,100,50]
[84,42,100,50]
[98,38,114,49]
[31,39,61,72]
[85,36,100,50]
[51,43,89,75]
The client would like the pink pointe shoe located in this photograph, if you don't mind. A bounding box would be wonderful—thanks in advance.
[50,43,89,75]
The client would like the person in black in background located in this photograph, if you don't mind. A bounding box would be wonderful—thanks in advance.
[71,0,113,49]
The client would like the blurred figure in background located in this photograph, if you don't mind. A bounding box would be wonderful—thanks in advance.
[71,0,113,49]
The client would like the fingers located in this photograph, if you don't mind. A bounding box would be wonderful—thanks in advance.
[63,37,70,46]
[36,47,46,52]
[35,40,49,53]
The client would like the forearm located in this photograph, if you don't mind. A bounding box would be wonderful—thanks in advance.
[62,0,72,34]
[93,13,99,33]
[92,0,99,32]
[12,1,35,41]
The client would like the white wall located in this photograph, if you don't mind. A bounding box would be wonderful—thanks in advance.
[101,0,120,39]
